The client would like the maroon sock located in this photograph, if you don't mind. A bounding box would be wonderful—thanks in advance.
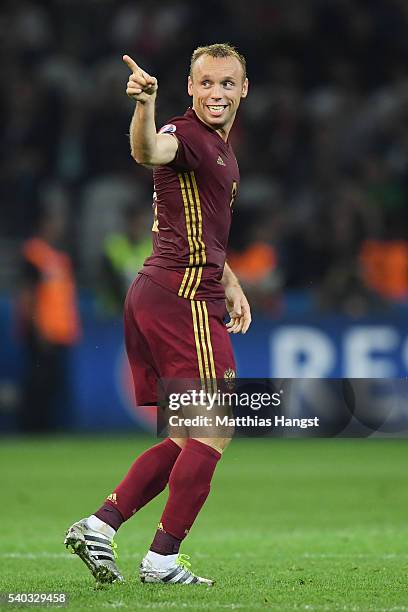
[150,439,221,555]
[95,438,181,531]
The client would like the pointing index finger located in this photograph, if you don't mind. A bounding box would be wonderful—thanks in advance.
[123,54,140,73]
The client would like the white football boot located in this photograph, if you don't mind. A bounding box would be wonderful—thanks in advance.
[64,518,124,584]
[140,554,214,585]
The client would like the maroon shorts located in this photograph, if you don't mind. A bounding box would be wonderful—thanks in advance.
[124,273,236,405]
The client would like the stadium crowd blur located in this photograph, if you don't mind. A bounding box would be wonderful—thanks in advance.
[2,0,408,317]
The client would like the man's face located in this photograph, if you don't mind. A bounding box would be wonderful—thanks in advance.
[188,55,248,135]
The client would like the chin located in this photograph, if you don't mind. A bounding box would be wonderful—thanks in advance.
[205,114,226,126]
[207,118,225,126]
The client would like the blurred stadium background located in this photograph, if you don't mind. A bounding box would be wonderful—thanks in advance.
[2,2,408,609]
[2,0,408,433]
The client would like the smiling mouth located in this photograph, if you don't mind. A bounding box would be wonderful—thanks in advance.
[207,105,227,114]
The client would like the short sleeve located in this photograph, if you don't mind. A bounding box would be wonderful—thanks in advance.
[159,120,202,171]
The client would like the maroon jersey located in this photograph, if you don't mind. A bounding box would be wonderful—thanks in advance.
[141,108,239,300]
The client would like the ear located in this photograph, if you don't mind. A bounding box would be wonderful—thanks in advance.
[241,78,249,99]
[187,76,193,97]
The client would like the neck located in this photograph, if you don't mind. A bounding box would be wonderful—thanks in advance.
[216,126,230,142]
[192,106,233,142]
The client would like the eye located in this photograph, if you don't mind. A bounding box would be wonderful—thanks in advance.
[201,80,211,87]
[223,81,235,88]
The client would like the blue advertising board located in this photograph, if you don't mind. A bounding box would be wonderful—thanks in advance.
[54,312,408,431]
[1,295,408,432]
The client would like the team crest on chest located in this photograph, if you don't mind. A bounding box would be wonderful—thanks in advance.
[217,155,226,166]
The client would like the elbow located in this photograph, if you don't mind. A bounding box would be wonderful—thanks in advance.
[131,150,154,166]
[131,149,144,164]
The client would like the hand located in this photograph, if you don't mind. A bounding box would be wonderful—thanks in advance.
[225,284,252,334]
[123,54,158,103]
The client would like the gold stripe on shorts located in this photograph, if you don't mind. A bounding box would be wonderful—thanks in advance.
[202,301,217,393]
[195,301,217,395]
[191,300,205,390]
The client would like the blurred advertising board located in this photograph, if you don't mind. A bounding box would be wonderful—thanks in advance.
[1,298,408,433]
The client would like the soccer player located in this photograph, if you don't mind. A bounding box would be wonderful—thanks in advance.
[65,43,251,586]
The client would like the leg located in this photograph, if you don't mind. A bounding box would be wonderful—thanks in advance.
[96,274,185,531]
[140,430,233,585]
[148,418,233,556]
[65,436,184,584]
[94,437,182,530]
[170,438,188,449]
[192,436,232,454]
[140,436,221,585]
[102,278,236,585]
[64,276,186,584]
[140,295,236,584]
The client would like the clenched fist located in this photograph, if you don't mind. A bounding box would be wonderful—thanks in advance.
[123,54,158,103]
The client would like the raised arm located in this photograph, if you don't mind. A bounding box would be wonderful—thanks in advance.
[123,54,178,166]
[222,262,252,334]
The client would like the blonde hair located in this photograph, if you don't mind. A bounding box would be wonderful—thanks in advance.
[190,43,247,81]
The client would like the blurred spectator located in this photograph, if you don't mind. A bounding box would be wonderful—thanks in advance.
[360,239,408,301]
[17,207,81,432]
[228,212,283,314]
[100,205,152,315]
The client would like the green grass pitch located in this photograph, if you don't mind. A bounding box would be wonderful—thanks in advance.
[1,436,408,611]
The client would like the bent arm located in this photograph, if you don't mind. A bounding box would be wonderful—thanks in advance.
[123,55,178,166]
[221,261,240,288]
[222,262,252,334]
[129,100,178,166]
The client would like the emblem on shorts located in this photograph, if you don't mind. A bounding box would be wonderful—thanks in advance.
[224,368,236,389]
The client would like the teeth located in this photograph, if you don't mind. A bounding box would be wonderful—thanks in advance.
[209,106,224,111]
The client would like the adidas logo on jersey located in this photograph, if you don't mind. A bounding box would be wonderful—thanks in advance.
[217,155,226,166]
[107,493,117,504]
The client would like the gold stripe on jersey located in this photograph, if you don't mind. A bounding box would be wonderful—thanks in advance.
[184,173,200,266]
[190,172,206,265]
[184,265,197,300]
[178,174,195,297]
[183,170,199,298]
[189,266,203,300]
[181,172,200,299]
[187,171,205,299]
[178,172,207,300]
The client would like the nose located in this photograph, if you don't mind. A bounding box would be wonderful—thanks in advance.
[209,83,223,100]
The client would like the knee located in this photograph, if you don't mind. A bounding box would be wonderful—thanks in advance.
[169,437,187,449]
[193,436,232,454]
